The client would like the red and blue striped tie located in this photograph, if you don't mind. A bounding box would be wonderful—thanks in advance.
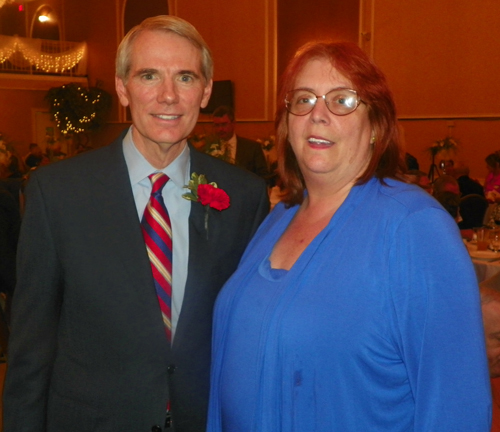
[141,172,173,342]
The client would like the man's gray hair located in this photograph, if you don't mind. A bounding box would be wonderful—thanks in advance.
[115,15,213,84]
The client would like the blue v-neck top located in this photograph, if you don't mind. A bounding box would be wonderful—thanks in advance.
[208,178,491,431]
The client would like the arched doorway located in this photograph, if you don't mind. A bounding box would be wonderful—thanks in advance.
[31,5,60,41]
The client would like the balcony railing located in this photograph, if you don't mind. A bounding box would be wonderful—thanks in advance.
[0,35,87,77]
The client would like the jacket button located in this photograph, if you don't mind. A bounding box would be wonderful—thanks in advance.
[167,364,176,374]
[151,425,162,432]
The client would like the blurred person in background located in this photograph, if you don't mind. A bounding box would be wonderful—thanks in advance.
[485,152,500,199]
[212,105,269,180]
[24,143,45,169]
[447,161,484,197]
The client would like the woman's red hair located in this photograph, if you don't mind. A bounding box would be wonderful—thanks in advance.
[275,41,405,206]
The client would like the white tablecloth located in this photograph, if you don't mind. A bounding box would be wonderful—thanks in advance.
[465,242,500,283]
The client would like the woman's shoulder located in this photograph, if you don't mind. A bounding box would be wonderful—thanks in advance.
[246,201,296,241]
[373,177,442,215]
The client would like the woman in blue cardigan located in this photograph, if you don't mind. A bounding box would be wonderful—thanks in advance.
[207,41,491,431]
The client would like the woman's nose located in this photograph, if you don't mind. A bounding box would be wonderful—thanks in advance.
[309,96,331,124]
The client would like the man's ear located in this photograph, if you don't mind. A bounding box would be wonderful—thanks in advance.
[200,79,213,109]
[115,76,130,107]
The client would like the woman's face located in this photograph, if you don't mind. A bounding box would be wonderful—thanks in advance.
[287,58,372,187]
[487,163,499,174]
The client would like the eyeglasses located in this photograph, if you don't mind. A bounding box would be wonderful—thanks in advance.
[285,88,362,116]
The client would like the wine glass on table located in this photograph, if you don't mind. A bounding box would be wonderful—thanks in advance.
[491,233,500,253]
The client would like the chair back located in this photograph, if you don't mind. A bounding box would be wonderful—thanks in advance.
[459,194,489,229]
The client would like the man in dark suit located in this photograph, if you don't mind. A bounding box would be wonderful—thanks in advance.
[212,105,269,180]
[3,16,269,432]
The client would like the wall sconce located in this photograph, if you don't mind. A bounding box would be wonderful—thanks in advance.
[32,5,60,40]
[36,6,54,23]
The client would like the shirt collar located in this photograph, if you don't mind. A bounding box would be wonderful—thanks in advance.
[123,126,191,189]
[227,133,237,146]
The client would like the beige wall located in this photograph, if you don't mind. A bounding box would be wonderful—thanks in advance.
[278,0,359,76]
[192,0,359,140]
[368,0,500,179]
[174,0,277,123]
[0,88,46,155]
[2,0,499,181]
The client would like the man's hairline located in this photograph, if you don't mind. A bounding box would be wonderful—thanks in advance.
[117,28,210,86]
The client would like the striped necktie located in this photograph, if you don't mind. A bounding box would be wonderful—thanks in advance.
[141,172,173,341]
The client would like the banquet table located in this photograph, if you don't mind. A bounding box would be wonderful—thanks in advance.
[465,241,500,283]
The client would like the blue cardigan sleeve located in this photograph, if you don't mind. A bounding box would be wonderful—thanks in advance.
[388,205,492,431]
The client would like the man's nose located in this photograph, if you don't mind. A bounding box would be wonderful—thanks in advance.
[157,81,179,104]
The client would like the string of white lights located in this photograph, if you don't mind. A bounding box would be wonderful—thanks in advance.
[0,35,86,73]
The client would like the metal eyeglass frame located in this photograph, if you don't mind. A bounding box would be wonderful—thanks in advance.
[284,87,364,116]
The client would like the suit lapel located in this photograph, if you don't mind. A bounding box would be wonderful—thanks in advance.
[186,147,225,242]
[234,136,243,166]
[172,147,221,349]
[89,139,156,299]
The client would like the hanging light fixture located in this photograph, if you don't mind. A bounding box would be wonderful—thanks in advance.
[38,13,50,22]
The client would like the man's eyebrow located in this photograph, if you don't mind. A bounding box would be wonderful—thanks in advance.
[178,70,201,79]
[133,68,158,77]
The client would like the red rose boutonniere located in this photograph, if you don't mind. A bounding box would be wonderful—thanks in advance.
[182,173,230,236]
[197,183,230,210]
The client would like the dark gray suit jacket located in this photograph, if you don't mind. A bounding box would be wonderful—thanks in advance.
[234,136,269,181]
[3,134,269,432]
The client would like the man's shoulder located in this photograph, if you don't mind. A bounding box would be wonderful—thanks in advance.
[236,136,262,148]
[190,146,267,194]
[28,138,124,187]
[460,175,483,187]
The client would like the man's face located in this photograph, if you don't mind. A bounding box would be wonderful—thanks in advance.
[0,150,8,168]
[213,114,235,141]
[32,146,43,158]
[116,30,212,164]
[482,300,500,378]
[0,141,10,167]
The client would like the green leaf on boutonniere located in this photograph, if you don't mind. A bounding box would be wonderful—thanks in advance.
[183,173,208,202]
[182,172,231,239]
[182,173,228,210]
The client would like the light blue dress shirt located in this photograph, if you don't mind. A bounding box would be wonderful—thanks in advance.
[122,127,190,341]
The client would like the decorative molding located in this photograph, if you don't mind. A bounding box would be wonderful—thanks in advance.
[168,0,177,16]
[0,72,87,91]
[262,0,277,121]
[239,0,276,122]
[359,0,374,57]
